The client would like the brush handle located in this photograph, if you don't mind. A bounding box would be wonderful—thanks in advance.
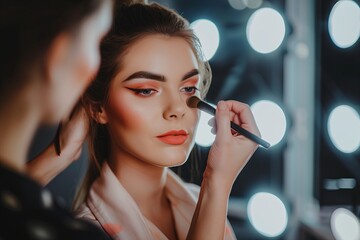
[197,100,270,149]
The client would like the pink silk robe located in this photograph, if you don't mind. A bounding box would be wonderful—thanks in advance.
[76,162,237,240]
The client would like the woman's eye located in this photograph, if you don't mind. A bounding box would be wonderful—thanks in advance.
[181,86,199,95]
[128,88,157,96]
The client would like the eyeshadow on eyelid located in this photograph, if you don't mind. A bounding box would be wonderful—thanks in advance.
[183,78,199,84]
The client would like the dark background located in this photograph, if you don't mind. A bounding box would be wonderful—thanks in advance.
[315,0,360,207]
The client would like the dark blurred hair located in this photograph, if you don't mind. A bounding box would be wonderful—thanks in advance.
[0,0,109,102]
[73,2,212,209]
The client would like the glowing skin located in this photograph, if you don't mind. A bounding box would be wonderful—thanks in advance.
[48,0,113,123]
[100,34,201,169]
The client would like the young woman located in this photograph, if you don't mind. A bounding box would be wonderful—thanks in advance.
[73,3,260,239]
[0,0,113,239]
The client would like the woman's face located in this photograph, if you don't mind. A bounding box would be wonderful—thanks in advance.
[48,0,112,122]
[103,34,201,167]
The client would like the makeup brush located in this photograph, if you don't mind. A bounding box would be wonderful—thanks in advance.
[187,96,270,149]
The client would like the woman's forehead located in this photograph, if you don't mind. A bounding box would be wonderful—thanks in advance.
[119,34,199,73]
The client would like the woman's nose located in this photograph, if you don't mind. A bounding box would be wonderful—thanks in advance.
[163,94,187,120]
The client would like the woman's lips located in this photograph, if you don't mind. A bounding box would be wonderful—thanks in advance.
[157,130,189,145]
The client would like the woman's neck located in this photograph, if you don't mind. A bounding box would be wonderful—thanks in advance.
[108,150,168,207]
[0,93,41,172]
[108,146,178,239]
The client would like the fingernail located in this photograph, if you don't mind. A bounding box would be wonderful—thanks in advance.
[218,101,227,110]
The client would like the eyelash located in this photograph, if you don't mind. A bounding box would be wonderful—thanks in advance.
[181,86,199,95]
[127,88,158,96]
[127,86,199,97]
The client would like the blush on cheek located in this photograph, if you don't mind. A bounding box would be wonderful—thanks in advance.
[106,94,147,129]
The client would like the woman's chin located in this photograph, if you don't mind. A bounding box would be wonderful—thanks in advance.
[154,158,188,168]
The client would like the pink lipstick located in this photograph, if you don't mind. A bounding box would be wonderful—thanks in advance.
[157,130,188,145]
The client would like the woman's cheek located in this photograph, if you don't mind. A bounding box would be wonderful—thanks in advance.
[106,94,149,128]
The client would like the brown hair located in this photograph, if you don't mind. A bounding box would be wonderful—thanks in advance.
[0,0,111,103]
[73,2,212,209]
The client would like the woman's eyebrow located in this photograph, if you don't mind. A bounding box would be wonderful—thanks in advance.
[123,68,199,82]
[124,71,165,82]
[182,69,199,81]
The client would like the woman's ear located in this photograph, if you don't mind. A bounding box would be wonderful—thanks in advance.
[96,106,108,124]
[88,104,108,124]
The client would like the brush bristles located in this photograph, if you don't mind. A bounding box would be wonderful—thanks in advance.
[187,96,201,108]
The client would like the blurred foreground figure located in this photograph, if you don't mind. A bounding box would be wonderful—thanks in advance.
[0,0,113,239]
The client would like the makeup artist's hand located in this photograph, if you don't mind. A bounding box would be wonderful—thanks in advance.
[205,100,260,189]
[187,101,259,240]
[26,103,89,185]
[58,103,89,161]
